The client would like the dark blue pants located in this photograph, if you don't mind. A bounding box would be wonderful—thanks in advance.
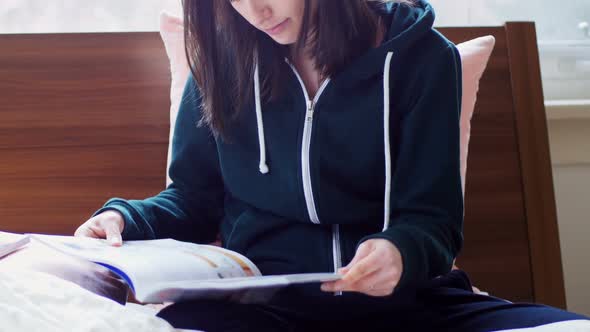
[156,270,589,332]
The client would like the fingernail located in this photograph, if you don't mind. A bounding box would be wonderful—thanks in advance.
[321,284,329,291]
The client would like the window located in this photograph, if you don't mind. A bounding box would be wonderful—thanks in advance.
[431,0,589,41]
[4,1,587,40]
[0,0,182,34]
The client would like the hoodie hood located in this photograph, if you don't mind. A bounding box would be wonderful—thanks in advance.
[382,0,435,50]
[336,0,436,84]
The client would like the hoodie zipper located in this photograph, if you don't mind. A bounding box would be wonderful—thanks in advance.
[286,60,330,225]
[286,61,342,295]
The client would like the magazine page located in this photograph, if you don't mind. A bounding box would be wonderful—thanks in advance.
[140,273,342,304]
[0,231,31,258]
[28,234,261,296]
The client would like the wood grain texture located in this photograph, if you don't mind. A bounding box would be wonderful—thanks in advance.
[504,22,566,308]
[0,32,170,235]
[0,24,565,307]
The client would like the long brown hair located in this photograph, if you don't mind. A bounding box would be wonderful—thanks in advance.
[183,0,414,141]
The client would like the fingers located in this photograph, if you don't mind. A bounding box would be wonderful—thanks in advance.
[350,269,397,296]
[322,241,378,292]
[74,224,95,238]
[321,239,404,296]
[322,267,397,296]
[342,241,374,272]
[103,221,123,247]
[341,250,382,284]
[74,222,102,239]
[321,251,381,292]
[74,212,124,247]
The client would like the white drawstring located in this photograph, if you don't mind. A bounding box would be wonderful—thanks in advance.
[254,59,269,174]
[382,51,394,231]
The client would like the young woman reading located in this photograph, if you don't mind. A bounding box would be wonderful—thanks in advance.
[75,1,589,330]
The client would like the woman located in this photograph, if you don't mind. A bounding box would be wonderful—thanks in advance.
[75,0,589,330]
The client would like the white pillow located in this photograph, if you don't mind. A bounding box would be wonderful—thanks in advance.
[159,12,190,187]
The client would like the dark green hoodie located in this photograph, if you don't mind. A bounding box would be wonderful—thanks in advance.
[93,0,463,315]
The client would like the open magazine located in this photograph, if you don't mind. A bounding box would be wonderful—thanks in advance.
[10,233,340,304]
[0,231,31,258]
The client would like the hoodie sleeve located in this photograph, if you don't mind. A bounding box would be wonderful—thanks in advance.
[91,75,225,243]
[359,44,464,290]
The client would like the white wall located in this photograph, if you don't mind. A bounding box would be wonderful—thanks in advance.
[548,119,590,316]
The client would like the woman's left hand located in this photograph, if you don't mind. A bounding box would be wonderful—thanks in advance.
[320,239,403,296]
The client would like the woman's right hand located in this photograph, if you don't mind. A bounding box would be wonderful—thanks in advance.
[74,210,125,246]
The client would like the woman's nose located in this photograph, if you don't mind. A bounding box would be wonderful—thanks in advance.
[246,0,272,25]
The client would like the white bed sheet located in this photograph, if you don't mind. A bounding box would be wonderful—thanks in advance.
[493,320,590,332]
[0,269,202,332]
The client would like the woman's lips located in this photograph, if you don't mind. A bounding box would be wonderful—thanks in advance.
[264,19,288,36]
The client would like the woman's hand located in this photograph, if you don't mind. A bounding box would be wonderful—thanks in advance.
[74,210,125,246]
[321,239,403,296]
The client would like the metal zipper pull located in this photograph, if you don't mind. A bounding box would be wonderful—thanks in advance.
[306,100,315,121]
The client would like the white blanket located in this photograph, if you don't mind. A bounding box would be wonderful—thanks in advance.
[0,269,587,332]
[494,320,590,332]
[0,269,201,332]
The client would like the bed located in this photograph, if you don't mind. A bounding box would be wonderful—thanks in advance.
[0,21,571,329]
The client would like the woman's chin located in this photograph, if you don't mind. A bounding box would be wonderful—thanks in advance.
[269,35,297,45]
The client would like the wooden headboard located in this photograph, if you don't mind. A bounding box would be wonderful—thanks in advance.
[0,23,565,308]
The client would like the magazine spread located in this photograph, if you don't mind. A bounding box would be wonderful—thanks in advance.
[0,232,31,258]
[27,233,341,304]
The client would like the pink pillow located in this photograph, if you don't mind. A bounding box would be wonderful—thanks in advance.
[456,36,496,194]
[159,12,190,187]
[158,13,495,193]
